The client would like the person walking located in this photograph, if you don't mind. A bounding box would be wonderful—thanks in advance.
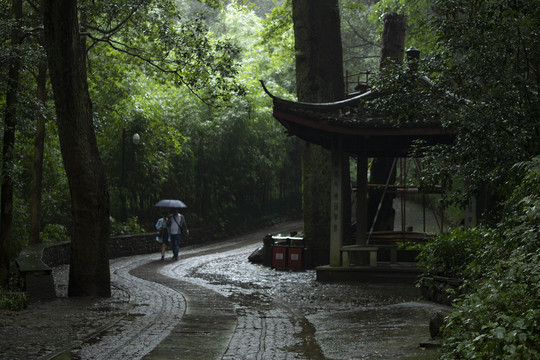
[155,212,170,260]
[168,208,189,260]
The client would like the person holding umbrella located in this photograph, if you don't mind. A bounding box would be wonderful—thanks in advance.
[168,208,189,261]
[155,211,170,260]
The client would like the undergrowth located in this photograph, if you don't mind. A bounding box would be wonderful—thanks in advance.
[0,288,27,311]
[420,156,540,359]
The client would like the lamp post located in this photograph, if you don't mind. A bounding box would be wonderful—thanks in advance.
[406,46,421,71]
[121,128,140,222]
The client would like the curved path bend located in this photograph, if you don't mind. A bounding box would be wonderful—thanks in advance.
[4,221,445,360]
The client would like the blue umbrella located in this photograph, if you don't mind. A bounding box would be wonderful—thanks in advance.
[154,199,187,208]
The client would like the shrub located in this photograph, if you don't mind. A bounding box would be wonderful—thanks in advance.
[0,289,27,311]
[110,216,145,236]
[439,157,540,359]
[40,224,70,245]
[417,227,489,279]
[441,247,540,359]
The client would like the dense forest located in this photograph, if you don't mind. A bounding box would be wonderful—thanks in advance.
[0,0,384,269]
[2,0,540,358]
[1,0,303,250]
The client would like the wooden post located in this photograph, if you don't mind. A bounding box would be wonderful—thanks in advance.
[356,142,368,245]
[330,139,344,267]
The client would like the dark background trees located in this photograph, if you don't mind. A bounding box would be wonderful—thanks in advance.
[0,0,23,288]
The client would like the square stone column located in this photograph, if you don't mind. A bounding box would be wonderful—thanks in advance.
[329,140,344,267]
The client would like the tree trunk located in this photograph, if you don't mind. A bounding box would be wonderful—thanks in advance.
[368,13,407,232]
[0,0,22,287]
[380,13,407,68]
[43,0,111,297]
[292,0,346,267]
[29,60,48,245]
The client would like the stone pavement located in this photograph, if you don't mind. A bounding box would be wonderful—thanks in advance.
[133,260,237,359]
[1,221,448,359]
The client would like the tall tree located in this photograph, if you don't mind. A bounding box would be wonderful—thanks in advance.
[29,60,47,246]
[367,13,406,232]
[0,0,22,287]
[341,0,381,74]
[43,0,111,297]
[292,0,345,266]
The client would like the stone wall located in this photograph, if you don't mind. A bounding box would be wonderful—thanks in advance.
[42,229,214,267]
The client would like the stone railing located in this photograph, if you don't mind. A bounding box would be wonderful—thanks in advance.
[17,229,213,301]
[42,229,213,267]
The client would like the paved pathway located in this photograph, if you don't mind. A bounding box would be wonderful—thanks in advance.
[65,256,187,359]
[1,221,447,359]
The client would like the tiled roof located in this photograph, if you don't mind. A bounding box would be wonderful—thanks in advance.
[262,81,453,157]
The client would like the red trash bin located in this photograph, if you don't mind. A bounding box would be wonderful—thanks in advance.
[272,246,287,268]
[288,247,303,268]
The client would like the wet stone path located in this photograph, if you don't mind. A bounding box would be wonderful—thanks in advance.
[66,256,186,359]
[1,221,448,359]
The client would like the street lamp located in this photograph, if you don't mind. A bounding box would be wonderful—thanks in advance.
[406,46,421,71]
[121,128,140,222]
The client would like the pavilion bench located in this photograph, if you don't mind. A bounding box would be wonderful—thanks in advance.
[340,244,398,267]
[341,231,431,267]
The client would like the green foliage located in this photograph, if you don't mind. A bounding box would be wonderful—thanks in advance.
[0,289,27,311]
[365,62,453,126]
[260,0,292,54]
[431,0,540,208]
[2,0,299,253]
[341,0,380,73]
[40,224,70,245]
[433,156,540,359]
[362,0,540,221]
[442,250,540,360]
[91,2,300,235]
[196,0,226,9]
[15,119,70,246]
[417,227,490,279]
[369,0,440,53]
[110,216,146,236]
[82,0,244,105]
[0,0,70,260]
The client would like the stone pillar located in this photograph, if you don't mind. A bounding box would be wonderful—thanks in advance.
[330,139,344,267]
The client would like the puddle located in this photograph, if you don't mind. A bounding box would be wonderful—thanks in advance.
[168,244,447,360]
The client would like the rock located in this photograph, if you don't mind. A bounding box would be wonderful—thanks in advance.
[429,310,451,338]
[248,247,263,264]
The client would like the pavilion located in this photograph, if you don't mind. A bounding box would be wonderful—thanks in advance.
[262,79,455,282]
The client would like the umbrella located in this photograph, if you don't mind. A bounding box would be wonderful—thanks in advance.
[154,199,187,208]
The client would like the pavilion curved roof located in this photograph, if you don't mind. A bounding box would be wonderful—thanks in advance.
[261,81,454,157]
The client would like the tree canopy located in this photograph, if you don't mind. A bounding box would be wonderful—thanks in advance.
[365,0,540,217]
